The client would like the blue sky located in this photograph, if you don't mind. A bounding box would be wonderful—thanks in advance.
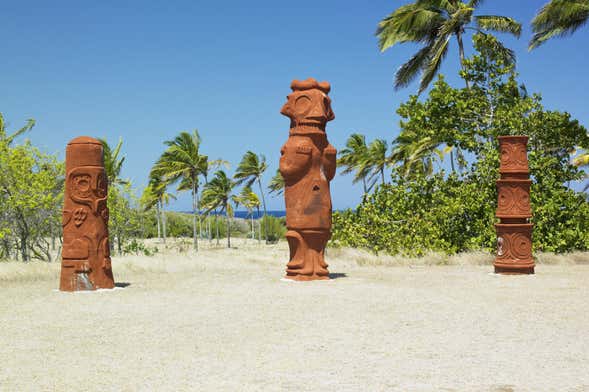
[2,0,588,210]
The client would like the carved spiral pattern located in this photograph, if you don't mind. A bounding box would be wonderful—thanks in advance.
[496,184,531,216]
[511,232,532,260]
[496,231,532,261]
[500,142,528,171]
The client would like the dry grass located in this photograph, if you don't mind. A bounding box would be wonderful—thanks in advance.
[2,239,588,285]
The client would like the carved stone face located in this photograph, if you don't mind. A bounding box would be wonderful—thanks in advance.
[280,83,335,128]
[68,166,108,214]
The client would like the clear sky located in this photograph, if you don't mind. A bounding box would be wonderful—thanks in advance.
[2,0,588,211]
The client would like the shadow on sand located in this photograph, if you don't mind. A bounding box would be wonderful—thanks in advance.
[115,282,131,288]
[328,273,347,280]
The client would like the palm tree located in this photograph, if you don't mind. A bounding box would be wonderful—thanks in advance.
[201,170,235,248]
[151,130,207,251]
[530,0,589,49]
[141,183,161,241]
[234,151,269,240]
[0,113,35,145]
[390,135,445,179]
[235,186,261,241]
[141,175,176,244]
[376,0,521,93]
[365,138,390,187]
[99,138,130,186]
[268,169,285,197]
[338,133,371,193]
[202,158,230,240]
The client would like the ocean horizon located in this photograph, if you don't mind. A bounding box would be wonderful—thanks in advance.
[179,210,286,219]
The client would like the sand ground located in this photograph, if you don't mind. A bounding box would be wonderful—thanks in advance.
[1,239,588,391]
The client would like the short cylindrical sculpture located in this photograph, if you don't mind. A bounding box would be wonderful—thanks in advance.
[494,135,535,274]
[279,78,337,281]
[60,136,115,291]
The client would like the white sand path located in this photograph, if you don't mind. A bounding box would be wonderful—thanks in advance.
[1,242,588,391]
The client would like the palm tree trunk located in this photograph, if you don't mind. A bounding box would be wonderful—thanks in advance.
[162,202,167,245]
[226,206,231,248]
[257,178,268,242]
[192,184,198,251]
[198,195,202,240]
[362,178,367,194]
[250,212,254,240]
[196,186,202,242]
[215,211,220,246]
[380,168,385,185]
[155,204,161,242]
[450,150,456,173]
[456,30,470,90]
[256,206,261,244]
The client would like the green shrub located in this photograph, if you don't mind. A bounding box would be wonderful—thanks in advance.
[332,34,589,256]
[122,239,158,256]
[260,215,286,243]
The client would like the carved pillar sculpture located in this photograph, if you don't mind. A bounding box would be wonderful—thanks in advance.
[60,136,115,291]
[279,78,337,281]
[494,135,535,274]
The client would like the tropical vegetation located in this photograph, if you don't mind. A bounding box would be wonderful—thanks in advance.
[1,1,589,262]
[377,0,522,93]
[333,33,589,255]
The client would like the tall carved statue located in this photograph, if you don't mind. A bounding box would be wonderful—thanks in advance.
[279,78,337,281]
[60,136,115,291]
[494,135,535,274]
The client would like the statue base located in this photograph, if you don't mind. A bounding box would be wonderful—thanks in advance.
[284,229,330,281]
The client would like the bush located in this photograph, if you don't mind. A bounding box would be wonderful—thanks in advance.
[331,34,589,256]
[122,239,158,256]
[260,215,286,243]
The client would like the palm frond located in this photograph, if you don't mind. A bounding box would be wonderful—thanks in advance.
[394,45,433,90]
[476,15,522,37]
[377,5,444,51]
[234,151,267,187]
[530,0,589,49]
[573,151,589,167]
[5,118,35,145]
[419,35,450,94]
[268,170,285,196]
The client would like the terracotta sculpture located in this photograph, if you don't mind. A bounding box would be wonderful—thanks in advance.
[494,135,535,274]
[279,78,337,281]
[60,136,115,291]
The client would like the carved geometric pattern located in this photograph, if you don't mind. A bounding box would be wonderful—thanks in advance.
[499,136,529,172]
[73,208,88,226]
[495,136,534,274]
[496,181,532,218]
[496,230,533,262]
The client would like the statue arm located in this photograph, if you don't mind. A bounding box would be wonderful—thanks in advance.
[279,144,312,181]
[322,144,337,181]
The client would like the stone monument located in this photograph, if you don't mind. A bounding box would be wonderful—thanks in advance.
[60,136,115,291]
[494,135,535,274]
[279,78,337,281]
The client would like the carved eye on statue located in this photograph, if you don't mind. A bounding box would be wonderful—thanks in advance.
[73,174,92,197]
[295,95,312,115]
